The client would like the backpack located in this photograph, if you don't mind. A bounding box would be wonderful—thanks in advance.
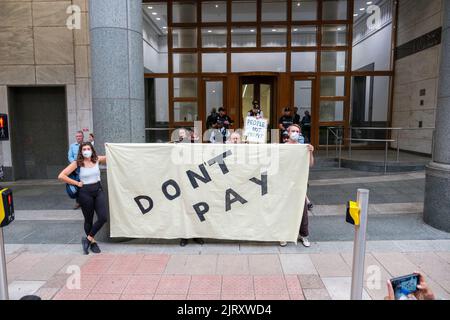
[66,167,80,199]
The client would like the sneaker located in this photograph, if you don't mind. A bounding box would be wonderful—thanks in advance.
[180,239,188,247]
[279,241,288,247]
[90,242,101,254]
[193,238,204,245]
[299,237,311,248]
[307,202,313,211]
[81,237,90,255]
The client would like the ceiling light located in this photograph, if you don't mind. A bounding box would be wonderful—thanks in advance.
[359,7,365,11]
[366,1,373,4]
[353,13,359,17]
[272,29,277,32]
[208,30,212,33]
[297,2,301,7]
[147,6,153,10]
[162,26,167,29]
[152,12,157,15]
[293,28,298,32]
[156,17,161,20]
[250,29,255,32]
[215,4,219,8]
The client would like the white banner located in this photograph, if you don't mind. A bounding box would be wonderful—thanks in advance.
[106,143,309,242]
[244,116,268,143]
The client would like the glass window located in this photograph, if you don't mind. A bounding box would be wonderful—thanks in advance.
[202,28,227,48]
[321,51,346,71]
[323,0,348,20]
[322,25,347,46]
[262,0,287,21]
[143,3,168,73]
[232,0,257,22]
[145,78,169,142]
[292,26,317,47]
[292,0,318,21]
[232,52,286,72]
[172,1,197,23]
[205,81,224,115]
[174,102,198,122]
[174,78,198,98]
[202,53,227,73]
[320,101,344,121]
[320,76,345,96]
[173,53,197,73]
[172,28,197,48]
[291,52,316,72]
[231,27,257,47]
[202,1,227,22]
[261,27,287,47]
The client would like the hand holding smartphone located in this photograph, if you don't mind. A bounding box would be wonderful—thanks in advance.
[390,273,419,300]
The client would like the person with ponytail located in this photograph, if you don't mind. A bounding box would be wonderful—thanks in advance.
[58,142,107,254]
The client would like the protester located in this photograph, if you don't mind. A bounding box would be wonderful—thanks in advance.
[59,142,107,255]
[301,110,312,143]
[227,131,242,144]
[68,131,84,209]
[385,272,436,300]
[210,107,234,144]
[293,107,301,125]
[280,124,314,248]
[247,100,264,119]
[278,108,294,143]
[88,133,95,146]
[206,108,218,130]
[172,128,205,247]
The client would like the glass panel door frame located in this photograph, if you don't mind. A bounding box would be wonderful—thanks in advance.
[291,75,318,147]
[239,75,276,132]
[201,76,227,133]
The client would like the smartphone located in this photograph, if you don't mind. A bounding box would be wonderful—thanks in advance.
[390,274,419,300]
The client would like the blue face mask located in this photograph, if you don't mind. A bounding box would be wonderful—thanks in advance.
[290,132,300,141]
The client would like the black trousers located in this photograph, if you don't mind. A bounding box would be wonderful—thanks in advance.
[299,199,309,237]
[78,182,108,237]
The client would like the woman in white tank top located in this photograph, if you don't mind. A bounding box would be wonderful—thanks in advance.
[59,142,107,255]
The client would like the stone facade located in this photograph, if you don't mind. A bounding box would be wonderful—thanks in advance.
[392,0,444,155]
[0,0,92,169]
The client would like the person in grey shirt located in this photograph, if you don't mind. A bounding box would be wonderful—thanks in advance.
[68,131,84,209]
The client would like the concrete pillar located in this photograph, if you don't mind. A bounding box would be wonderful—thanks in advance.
[89,0,145,155]
[424,1,450,232]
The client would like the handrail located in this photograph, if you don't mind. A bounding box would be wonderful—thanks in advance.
[326,126,435,174]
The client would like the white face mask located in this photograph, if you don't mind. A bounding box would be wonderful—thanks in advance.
[290,132,300,141]
[82,150,92,159]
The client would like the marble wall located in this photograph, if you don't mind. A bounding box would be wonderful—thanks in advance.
[0,0,92,169]
[392,0,443,155]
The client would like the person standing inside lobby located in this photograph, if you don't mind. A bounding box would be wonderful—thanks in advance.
[68,130,84,209]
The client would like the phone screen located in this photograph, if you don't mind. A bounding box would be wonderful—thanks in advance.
[391,274,419,300]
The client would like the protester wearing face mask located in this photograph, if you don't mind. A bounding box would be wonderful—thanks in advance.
[279,124,314,248]
[58,142,107,255]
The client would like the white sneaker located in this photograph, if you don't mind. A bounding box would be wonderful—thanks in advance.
[279,241,288,247]
[299,237,311,248]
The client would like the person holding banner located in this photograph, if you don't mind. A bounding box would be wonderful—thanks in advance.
[172,128,205,247]
[58,142,107,255]
[247,101,264,119]
[210,107,234,144]
[280,124,314,248]
[227,131,242,144]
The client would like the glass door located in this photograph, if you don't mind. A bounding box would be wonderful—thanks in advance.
[292,77,316,146]
[202,77,227,138]
[240,76,275,142]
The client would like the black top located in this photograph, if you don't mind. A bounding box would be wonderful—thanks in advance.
[206,112,218,129]
[301,115,311,127]
[293,113,301,125]
[279,115,294,131]
[214,114,234,129]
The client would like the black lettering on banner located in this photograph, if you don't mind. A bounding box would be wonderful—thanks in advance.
[134,196,153,215]
[161,179,181,200]
[250,171,268,195]
[225,188,248,212]
[186,164,212,189]
[207,150,232,174]
[193,202,209,222]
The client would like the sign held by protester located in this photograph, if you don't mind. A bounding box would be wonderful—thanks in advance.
[244,116,268,143]
[106,143,309,242]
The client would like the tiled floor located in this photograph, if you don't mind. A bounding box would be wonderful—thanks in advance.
[5,241,450,300]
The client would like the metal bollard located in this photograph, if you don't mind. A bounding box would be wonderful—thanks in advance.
[0,228,8,300]
[350,189,370,300]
